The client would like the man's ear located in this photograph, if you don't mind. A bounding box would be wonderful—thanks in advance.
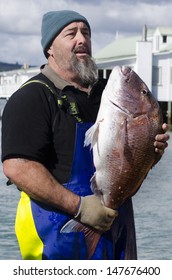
[47,46,53,56]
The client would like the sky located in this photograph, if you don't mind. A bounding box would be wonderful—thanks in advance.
[0,0,172,66]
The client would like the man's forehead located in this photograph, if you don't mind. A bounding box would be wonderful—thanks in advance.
[63,21,89,32]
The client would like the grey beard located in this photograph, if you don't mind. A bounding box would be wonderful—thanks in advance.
[70,55,98,88]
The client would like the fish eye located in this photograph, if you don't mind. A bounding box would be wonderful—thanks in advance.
[141,89,148,96]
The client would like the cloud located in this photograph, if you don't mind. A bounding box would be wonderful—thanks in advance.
[0,33,45,66]
[0,0,172,65]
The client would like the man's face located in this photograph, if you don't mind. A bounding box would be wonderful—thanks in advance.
[47,21,97,87]
[48,21,92,71]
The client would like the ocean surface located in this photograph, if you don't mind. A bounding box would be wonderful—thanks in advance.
[0,99,171,260]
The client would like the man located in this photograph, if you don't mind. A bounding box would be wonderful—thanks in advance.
[1,10,169,260]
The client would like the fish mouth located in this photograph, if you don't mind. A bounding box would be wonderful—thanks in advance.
[110,100,132,116]
[121,65,132,77]
[108,66,139,117]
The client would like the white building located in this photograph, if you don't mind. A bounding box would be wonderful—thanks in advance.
[0,66,40,99]
[95,26,172,126]
[0,25,172,125]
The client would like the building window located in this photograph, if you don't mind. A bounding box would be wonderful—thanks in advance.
[162,35,167,43]
[106,69,112,79]
[152,66,162,85]
[98,69,104,79]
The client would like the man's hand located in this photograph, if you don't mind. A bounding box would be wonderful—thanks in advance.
[154,123,170,155]
[75,195,118,232]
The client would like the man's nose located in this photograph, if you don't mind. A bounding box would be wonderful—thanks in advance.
[76,31,87,44]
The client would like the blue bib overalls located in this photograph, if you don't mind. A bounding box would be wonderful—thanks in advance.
[15,122,137,260]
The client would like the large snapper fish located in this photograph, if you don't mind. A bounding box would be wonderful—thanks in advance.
[61,66,163,258]
[84,65,163,209]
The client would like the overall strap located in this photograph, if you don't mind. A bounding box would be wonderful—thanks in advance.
[20,79,83,123]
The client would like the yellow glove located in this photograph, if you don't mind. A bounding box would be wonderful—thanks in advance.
[75,195,118,232]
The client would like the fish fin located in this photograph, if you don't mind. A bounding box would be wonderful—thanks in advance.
[84,119,104,149]
[90,173,97,193]
[84,123,98,148]
[60,219,101,259]
[90,173,102,197]
[60,219,79,233]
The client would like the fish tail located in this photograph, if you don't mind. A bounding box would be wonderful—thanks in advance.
[60,219,101,259]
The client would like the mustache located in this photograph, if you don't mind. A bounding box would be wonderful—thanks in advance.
[73,46,91,55]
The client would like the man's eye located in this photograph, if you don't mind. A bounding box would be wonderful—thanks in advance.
[83,31,90,37]
[66,32,75,37]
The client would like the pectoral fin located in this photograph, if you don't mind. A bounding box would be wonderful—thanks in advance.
[84,120,104,149]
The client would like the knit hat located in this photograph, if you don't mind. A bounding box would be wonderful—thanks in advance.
[41,10,91,55]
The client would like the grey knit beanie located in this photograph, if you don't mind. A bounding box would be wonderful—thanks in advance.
[41,10,91,55]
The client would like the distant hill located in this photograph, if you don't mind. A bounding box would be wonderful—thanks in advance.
[0,61,23,72]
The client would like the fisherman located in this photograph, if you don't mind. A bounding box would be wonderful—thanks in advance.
[1,10,169,260]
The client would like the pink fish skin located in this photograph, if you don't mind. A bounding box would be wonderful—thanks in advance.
[61,66,164,258]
